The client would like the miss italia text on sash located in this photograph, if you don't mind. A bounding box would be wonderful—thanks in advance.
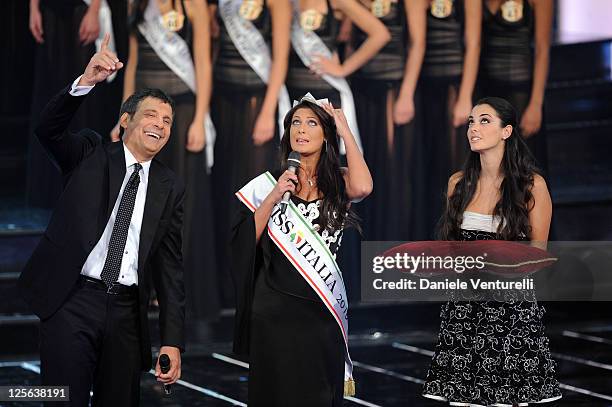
[236,171,356,396]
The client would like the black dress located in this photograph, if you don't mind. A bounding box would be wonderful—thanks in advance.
[211,0,279,306]
[351,0,415,241]
[414,0,468,240]
[232,189,346,407]
[287,0,342,105]
[423,225,562,405]
[27,0,126,208]
[478,0,548,174]
[134,7,219,321]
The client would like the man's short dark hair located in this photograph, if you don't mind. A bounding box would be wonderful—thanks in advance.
[119,88,175,118]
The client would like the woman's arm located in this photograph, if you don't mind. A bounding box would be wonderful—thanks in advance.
[528,174,552,249]
[452,0,481,127]
[79,0,101,45]
[341,132,373,202]
[254,195,278,242]
[323,0,390,77]
[186,0,213,152]
[254,170,298,241]
[521,0,553,137]
[252,0,292,146]
[394,0,426,125]
[29,0,44,43]
[447,171,463,198]
[322,104,372,201]
[311,0,390,77]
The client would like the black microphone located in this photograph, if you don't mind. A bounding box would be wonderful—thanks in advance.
[159,354,172,395]
[280,151,301,214]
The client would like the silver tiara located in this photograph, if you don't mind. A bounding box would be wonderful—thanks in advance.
[292,92,329,108]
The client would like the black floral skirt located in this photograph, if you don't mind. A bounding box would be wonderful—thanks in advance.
[423,299,562,406]
[423,229,562,405]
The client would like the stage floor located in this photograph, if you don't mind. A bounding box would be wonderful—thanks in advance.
[1,304,611,407]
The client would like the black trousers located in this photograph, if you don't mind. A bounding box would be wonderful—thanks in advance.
[40,278,142,406]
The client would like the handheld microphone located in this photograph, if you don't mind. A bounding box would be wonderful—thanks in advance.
[280,151,301,215]
[159,354,172,395]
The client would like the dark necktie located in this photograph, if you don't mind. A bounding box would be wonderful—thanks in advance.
[100,163,142,286]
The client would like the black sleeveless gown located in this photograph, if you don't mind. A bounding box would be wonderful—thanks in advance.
[478,0,548,174]
[232,177,346,406]
[351,0,416,242]
[414,0,469,241]
[134,6,219,321]
[210,0,279,306]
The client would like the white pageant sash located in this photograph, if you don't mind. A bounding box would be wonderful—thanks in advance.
[218,0,291,136]
[236,172,355,395]
[83,0,116,82]
[138,0,217,169]
[290,0,362,154]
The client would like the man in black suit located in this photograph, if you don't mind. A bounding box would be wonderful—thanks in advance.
[18,34,185,406]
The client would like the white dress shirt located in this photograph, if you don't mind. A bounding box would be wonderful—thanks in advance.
[69,75,95,96]
[81,145,151,286]
[71,75,151,286]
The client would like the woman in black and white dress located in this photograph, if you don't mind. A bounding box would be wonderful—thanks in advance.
[423,97,561,405]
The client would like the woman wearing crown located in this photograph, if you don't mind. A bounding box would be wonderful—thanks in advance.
[207,0,292,306]
[286,0,389,298]
[231,95,372,406]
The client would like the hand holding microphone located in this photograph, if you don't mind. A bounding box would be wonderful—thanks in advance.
[279,151,301,214]
[159,354,172,395]
[155,346,181,395]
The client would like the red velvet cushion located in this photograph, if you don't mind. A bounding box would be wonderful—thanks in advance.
[381,240,557,276]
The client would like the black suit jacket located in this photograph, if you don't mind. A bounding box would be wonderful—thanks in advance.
[18,86,186,370]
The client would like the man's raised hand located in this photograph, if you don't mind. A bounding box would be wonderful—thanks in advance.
[78,33,123,86]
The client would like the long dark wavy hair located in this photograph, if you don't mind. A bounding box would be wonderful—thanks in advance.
[279,101,361,234]
[438,97,541,241]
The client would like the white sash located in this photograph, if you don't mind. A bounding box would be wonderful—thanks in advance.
[289,0,362,153]
[138,0,217,169]
[218,0,291,136]
[83,0,116,82]
[236,172,355,395]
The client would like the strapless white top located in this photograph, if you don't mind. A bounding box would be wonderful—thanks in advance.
[460,211,502,233]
